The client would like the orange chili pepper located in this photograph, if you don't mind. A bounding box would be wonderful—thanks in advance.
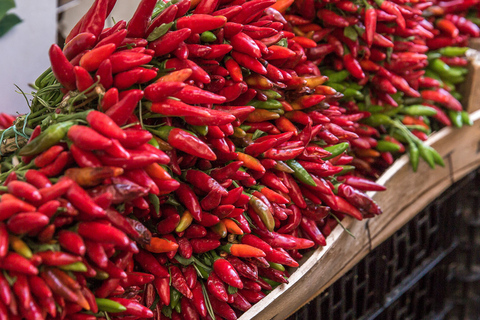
[175,210,193,233]
[211,221,227,238]
[275,116,298,134]
[280,100,293,112]
[153,136,173,151]
[157,69,193,83]
[222,219,243,235]
[145,163,172,181]
[355,149,381,158]
[297,23,323,33]
[246,109,281,122]
[65,167,124,187]
[237,152,266,173]
[292,36,317,48]
[226,243,266,258]
[304,76,328,89]
[144,237,179,253]
[270,0,295,14]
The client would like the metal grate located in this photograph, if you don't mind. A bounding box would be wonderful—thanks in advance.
[288,168,480,320]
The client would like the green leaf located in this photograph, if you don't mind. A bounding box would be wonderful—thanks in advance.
[0,0,15,22]
[344,26,358,41]
[252,129,266,140]
[275,38,288,47]
[227,285,238,295]
[147,22,173,42]
[0,13,21,38]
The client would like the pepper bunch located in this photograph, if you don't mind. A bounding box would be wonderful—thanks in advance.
[0,0,476,318]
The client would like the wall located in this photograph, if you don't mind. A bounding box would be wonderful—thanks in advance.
[0,1,57,114]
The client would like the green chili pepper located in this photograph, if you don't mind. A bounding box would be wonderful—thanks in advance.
[162,305,173,318]
[404,125,430,134]
[269,262,285,272]
[343,88,364,100]
[322,142,349,160]
[336,165,355,175]
[201,31,217,42]
[363,114,393,127]
[327,82,346,93]
[451,91,463,100]
[96,298,127,313]
[174,302,181,313]
[438,46,469,57]
[18,121,75,156]
[250,99,283,110]
[286,159,316,186]
[347,82,363,91]
[429,59,463,79]
[239,125,252,131]
[148,136,160,149]
[148,194,161,218]
[58,262,88,272]
[461,111,473,126]
[401,105,437,117]
[376,140,401,152]
[262,90,282,99]
[426,145,444,167]
[324,69,350,83]
[448,110,463,128]
[417,142,435,169]
[94,270,110,280]
[249,195,275,232]
[426,52,442,60]
[170,288,182,310]
[408,142,419,172]
[261,277,281,288]
[189,125,209,136]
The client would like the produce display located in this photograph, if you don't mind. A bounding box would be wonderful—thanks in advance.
[0,0,477,319]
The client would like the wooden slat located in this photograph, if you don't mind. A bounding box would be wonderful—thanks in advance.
[461,49,480,113]
[238,109,480,320]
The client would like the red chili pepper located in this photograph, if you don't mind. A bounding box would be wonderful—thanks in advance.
[231,51,267,75]
[175,14,227,34]
[146,5,178,36]
[230,0,276,24]
[79,43,116,72]
[190,238,221,253]
[49,44,76,91]
[207,271,229,302]
[63,32,97,61]
[6,180,41,203]
[0,252,38,275]
[149,29,192,57]
[126,0,157,38]
[70,144,102,168]
[38,151,71,177]
[34,145,64,168]
[109,50,152,73]
[105,89,144,126]
[68,125,112,151]
[134,249,169,278]
[110,297,154,318]
[95,59,114,90]
[170,265,193,299]
[421,88,462,111]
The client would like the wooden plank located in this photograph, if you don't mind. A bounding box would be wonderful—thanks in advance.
[238,109,480,320]
[461,49,480,113]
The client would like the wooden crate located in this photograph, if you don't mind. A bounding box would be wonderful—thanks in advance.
[238,109,480,320]
[461,48,480,113]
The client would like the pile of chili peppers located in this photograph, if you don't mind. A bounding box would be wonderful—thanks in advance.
[0,0,477,319]
[284,0,478,177]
